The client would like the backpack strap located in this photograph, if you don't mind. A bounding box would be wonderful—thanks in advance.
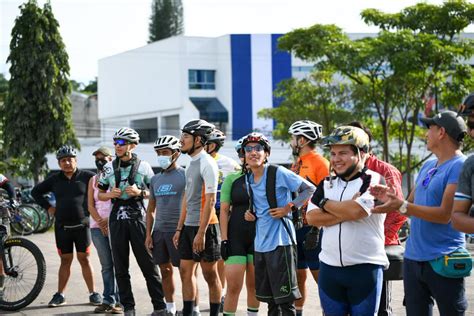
[265,164,296,246]
[127,156,141,186]
[112,159,121,189]
[265,164,278,209]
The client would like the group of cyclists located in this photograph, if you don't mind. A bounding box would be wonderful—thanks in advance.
[4,91,474,315]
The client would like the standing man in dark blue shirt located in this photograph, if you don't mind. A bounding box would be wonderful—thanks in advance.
[32,145,101,308]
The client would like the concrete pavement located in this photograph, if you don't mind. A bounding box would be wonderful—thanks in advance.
[3,231,474,315]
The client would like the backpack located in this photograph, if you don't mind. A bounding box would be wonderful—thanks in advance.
[111,155,143,207]
[246,164,299,245]
[266,164,304,231]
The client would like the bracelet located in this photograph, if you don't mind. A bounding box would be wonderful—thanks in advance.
[176,228,182,232]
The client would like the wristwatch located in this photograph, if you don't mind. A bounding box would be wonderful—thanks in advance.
[318,198,329,212]
[399,200,409,214]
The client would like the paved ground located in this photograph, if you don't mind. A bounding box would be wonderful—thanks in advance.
[2,231,474,315]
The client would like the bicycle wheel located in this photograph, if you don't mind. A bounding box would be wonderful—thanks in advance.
[10,205,40,236]
[0,237,46,311]
[29,204,51,233]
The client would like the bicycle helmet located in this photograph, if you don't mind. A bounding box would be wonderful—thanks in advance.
[181,119,215,143]
[207,128,226,147]
[235,136,245,154]
[113,127,140,144]
[56,145,77,160]
[458,93,474,117]
[323,126,370,153]
[241,132,271,154]
[154,135,181,151]
[288,120,323,141]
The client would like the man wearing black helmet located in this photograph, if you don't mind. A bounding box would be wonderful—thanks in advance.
[32,145,101,308]
[98,127,167,315]
[453,93,474,233]
[173,119,222,316]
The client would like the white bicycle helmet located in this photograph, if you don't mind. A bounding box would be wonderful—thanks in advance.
[113,127,140,144]
[154,135,181,151]
[207,128,226,147]
[288,120,323,141]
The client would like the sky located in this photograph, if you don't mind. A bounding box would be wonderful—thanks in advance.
[1,0,472,83]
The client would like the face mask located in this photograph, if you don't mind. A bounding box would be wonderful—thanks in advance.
[157,155,172,170]
[95,159,108,171]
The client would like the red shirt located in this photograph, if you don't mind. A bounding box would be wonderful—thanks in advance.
[365,155,407,245]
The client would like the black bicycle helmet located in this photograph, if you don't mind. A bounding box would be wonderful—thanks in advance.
[56,145,77,160]
[181,119,215,143]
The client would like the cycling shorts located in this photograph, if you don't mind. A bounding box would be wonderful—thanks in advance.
[55,224,91,255]
[318,262,383,316]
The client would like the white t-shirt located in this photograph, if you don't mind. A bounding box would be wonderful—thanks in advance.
[308,168,389,268]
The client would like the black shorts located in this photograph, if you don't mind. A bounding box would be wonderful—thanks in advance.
[228,222,255,257]
[254,245,301,304]
[54,224,91,255]
[152,230,180,267]
[178,224,221,262]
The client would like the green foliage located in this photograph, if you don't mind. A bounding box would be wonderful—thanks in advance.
[258,71,355,140]
[148,0,183,43]
[276,0,474,191]
[0,74,8,104]
[2,0,78,182]
[70,77,97,94]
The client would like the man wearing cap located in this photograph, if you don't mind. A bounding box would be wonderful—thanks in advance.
[88,146,122,313]
[371,110,468,315]
[32,145,101,308]
[452,93,474,233]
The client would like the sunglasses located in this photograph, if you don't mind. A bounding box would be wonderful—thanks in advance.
[244,144,264,153]
[467,121,474,130]
[422,167,437,187]
[114,139,130,146]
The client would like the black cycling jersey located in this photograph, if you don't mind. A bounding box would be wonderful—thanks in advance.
[32,169,94,226]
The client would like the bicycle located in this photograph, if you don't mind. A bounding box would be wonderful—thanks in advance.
[0,199,46,311]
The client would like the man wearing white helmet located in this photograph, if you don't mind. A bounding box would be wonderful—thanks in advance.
[288,120,329,316]
[204,128,240,307]
[98,127,166,315]
[145,135,185,316]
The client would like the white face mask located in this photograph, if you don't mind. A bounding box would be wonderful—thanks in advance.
[157,155,173,170]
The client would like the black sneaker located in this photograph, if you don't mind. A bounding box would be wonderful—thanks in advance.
[94,303,113,313]
[89,292,102,306]
[48,292,66,307]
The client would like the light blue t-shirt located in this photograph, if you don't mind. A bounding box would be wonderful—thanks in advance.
[405,154,466,261]
[248,165,303,253]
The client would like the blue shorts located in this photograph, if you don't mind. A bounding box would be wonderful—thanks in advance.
[318,262,383,316]
[296,226,322,270]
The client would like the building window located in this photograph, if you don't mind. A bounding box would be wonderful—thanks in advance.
[131,118,158,143]
[189,70,216,90]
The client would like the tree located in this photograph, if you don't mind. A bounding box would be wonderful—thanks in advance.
[148,0,184,43]
[277,1,474,191]
[2,0,78,182]
[258,70,355,140]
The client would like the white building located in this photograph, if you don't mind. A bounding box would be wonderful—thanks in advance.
[45,33,474,170]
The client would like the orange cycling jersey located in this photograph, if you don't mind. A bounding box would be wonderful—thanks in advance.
[292,151,329,224]
[291,151,329,186]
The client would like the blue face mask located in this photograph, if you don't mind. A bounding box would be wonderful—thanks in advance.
[157,155,172,170]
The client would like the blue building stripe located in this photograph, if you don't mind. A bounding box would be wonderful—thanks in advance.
[231,35,252,140]
[271,34,292,127]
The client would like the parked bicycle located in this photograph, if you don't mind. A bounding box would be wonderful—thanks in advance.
[0,199,46,311]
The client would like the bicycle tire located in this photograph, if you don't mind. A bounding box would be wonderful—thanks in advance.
[0,237,46,311]
[28,204,51,233]
[10,205,40,236]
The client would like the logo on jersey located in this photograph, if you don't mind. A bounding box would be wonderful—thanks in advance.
[116,209,130,220]
[155,184,176,196]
